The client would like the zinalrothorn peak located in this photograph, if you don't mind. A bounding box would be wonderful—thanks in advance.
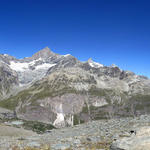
[0,47,150,128]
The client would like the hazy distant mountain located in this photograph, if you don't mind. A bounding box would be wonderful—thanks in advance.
[0,47,150,127]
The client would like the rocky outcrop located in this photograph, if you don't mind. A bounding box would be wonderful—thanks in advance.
[111,126,150,150]
[0,61,19,100]
[0,107,16,119]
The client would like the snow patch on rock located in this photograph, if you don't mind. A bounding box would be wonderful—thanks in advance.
[4,54,9,57]
[40,103,45,107]
[35,63,56,70]
[93,101,108,107]
[88,58,103,68]
[92,98,108,107]
[53,103,65,127]
[63,54,71,57]
[53,113,65,126]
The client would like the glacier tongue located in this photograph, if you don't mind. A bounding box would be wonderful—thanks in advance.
[9,58,56,72]
[9,59,56,85]
[9,61,29,72]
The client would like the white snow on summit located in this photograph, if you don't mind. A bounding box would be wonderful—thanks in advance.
[63,54,71,57]
[88,58,103,68]
[4,54,9,56]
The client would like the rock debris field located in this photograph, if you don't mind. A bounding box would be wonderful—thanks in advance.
[1,115,150,150]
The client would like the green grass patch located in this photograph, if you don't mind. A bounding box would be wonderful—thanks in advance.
[23,120,56,134]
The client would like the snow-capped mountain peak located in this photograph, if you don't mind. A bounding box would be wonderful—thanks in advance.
[63,54,71,57]
[2,47,78,85]
[111,64,118,68]
[88,58,104,68]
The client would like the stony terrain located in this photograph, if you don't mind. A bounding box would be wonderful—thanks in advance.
[1,115,150,150]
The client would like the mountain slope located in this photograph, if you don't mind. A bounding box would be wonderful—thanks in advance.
[0,47,150,127]
[0,61,19,99]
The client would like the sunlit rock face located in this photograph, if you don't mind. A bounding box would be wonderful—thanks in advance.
[0,47,150,127]
[111,127,150,150]
[0,61,19,100]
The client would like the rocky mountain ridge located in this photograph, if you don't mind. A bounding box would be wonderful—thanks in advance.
[0,47,150,128]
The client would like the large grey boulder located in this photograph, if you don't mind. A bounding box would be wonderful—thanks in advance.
[110,127,150,150]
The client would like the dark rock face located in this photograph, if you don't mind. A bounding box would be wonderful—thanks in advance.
[47,54,79,75]
[0,107,16,119]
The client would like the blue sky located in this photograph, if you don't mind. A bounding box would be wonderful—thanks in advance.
[0,0,150,77]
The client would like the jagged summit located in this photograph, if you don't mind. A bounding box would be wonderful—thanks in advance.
[31,47,57,59]
[87,58,104,68]
[0,47,80,85]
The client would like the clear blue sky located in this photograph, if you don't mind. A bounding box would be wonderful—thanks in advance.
[0,0,150,77]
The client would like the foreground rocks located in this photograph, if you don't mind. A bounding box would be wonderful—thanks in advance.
[111,126,150,150]
[1,115,150,150]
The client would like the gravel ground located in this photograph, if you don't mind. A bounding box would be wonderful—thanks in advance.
[1,115,150,150]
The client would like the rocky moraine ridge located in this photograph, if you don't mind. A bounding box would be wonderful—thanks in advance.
[1,115,150,150]
[0,47,150,149]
